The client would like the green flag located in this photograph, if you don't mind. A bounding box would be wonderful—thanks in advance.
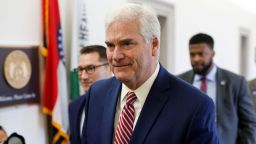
[70,69,80,100]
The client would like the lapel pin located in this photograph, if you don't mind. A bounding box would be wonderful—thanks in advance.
[252,91,256,96]
[220,80,226,85]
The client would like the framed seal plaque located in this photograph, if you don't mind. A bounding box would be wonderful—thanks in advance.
[4,50,32,89]
[0,47,39,107]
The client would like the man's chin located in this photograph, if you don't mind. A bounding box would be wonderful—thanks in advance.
[82,84,91,92]
[193,68,204,75]
[114,73,130,82]
[82,87,89,92]
[115,76,127,82]
[194,69,209,75]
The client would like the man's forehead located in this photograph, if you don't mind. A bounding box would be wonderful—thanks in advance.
[189,43,211,50]
[106,20,140,39]
[79,53,100,65]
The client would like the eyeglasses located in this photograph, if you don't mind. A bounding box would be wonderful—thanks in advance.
[75,63,109,74]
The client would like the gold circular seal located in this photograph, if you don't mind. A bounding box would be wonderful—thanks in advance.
[4,50,32,89]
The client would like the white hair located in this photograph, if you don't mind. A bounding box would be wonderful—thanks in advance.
[105,3,161,43]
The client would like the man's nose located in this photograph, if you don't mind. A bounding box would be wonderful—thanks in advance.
[192,55,201,62]
[112,46,125,61]
[81,70,89,79]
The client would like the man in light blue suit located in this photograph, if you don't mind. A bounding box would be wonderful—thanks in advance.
[82,3,218,144]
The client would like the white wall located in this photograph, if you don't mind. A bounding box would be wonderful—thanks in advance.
[67,0,256,79]
[0,105,47,144]
[0,0,41,45]
[0,0,47,144]
[0,0,256,143]
[165,0,256,79]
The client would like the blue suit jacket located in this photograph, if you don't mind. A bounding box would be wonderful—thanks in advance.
[69,94,87,144]
[82,66,218,144]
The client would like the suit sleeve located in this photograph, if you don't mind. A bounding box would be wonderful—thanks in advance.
[185,97,219,144]
[68,102,74,143]
[237,77,256,143]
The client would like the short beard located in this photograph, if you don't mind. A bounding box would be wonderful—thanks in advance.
[193,60,213,76]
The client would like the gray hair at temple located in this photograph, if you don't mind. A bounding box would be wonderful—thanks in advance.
[105,3,161,44]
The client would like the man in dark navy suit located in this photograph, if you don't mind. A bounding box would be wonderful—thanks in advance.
[68,45,112,144]
[82,3,218,144]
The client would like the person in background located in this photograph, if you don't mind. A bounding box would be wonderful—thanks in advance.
[68,45,112,144]
[82,3,218,144]
[248,78,256,108]
[0,126,8,143]
[4,132,25,144]
[179,33,256,144]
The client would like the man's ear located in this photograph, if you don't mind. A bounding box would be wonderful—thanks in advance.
[151,37,159,56]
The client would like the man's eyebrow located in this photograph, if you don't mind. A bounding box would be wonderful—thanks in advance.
[119,39,133,43]
[105,41,113,46]
[105,39,134,45]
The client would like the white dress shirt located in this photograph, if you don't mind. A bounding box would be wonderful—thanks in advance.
[114,63,160,134]
[80,106,85,137]
[192,64,217,104]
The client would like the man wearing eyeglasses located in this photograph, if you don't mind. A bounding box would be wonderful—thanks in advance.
[68,45,112,144]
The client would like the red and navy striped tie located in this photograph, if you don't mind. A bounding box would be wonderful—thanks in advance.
[114,92,137,144]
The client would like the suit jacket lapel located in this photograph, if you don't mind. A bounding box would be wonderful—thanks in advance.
[101,79,122,144]
[215,68,227,129]
[130,66,171,144]
[73,102,82,141]
[186,70,194,84]
[77,95,87,141]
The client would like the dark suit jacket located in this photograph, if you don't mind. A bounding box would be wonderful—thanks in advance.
[248,78,256,108]
[69,94,87,144]
[82,66,218,144]
[179,67,256,144]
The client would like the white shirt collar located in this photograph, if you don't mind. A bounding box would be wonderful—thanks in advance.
[120,63,160,105]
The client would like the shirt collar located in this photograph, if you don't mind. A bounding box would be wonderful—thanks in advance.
[194,64,217,81]
[121,63,160,103]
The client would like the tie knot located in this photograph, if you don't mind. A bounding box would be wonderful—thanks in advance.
[201,76,207,81]
[126,92,137,105]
